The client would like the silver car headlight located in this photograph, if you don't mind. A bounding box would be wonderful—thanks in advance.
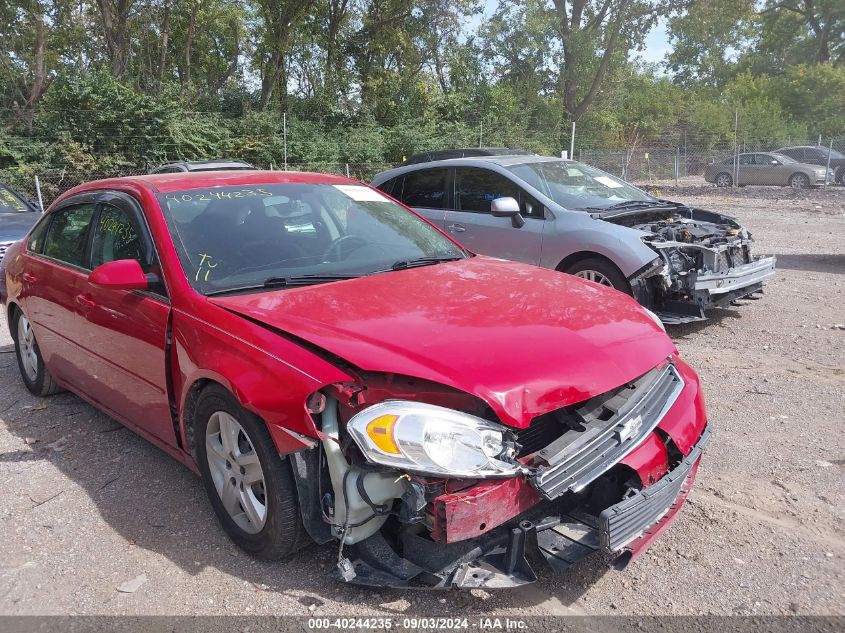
[643,308,666,332]
[347,401,522,478]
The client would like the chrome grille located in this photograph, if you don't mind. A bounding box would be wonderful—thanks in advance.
[532,363,684,501]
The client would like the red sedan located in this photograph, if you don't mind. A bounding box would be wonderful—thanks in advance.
[0,171,709,588]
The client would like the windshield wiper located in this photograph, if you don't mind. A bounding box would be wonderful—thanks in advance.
[387,256,464,271]
[578,199,683,212]
[205,273,360,296]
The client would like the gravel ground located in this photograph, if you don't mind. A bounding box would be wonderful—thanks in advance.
[0,186,843,617]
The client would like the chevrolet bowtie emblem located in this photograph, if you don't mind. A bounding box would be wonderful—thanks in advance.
[616,415,644,443]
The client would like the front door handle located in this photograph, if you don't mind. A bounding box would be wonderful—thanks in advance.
[446,223,466,233]
[75,294,96,309]
[22,272,37,283]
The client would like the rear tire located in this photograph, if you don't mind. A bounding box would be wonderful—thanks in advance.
[195,384,307,560]
[12,308,62,397]
[565,258,631,295]
[835,167,844,185]
[715,172,733,187]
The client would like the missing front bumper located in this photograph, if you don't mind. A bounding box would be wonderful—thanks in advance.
[334,426,711,589]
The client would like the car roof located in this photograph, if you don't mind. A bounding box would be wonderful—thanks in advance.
[55,170,363,203]
[402,148,526,165]
[373,154,562,182]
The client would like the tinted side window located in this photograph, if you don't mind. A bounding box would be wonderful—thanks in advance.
[456,168,522,213]
[401,169,447,209]
[376,176,402,198]
[739,155,754,166]
[91,203,146,268]
[26,214,51,254]
[42,204,96,268]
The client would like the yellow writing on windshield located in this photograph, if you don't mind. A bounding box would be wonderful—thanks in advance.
[196,253,218,282]
[166,188,273,204]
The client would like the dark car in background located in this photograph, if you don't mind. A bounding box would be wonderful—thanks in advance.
[149,159,256,174]
[775,146,845,185]
[0,184,41,264]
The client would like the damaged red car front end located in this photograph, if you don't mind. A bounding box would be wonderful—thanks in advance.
[212,255,710,589]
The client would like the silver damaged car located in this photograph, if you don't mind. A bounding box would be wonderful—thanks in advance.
[372,153,777,323]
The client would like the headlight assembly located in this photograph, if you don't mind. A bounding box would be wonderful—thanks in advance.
[347,401,522,478]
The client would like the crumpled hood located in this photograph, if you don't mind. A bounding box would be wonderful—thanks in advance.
[210,257,675,428]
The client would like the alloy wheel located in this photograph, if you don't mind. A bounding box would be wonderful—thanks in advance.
[715,173,732,187]
[790,174,809,189]
[205,411,268,534]
[16,314,39,382]
[574,269,613,287]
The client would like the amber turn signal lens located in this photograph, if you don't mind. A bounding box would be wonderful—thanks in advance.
[366,414,400,454]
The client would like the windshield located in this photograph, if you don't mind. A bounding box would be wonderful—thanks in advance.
[505,160,654,211]
[0,186,33,213]
[157,183,465,294]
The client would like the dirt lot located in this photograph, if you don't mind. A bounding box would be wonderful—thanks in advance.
[1,186,843,617]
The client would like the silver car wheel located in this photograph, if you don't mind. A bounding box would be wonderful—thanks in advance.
[206,411,267,534]
[574,270,613,287]
[715,173,732,187]
[790,174,809,189]
[16,314,39,382]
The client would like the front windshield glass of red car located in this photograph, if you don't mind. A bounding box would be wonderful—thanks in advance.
[506,160,654,211]
[157,183,465,294]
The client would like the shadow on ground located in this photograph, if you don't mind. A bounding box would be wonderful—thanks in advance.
[0,345,608,612]
[772,253,845,274]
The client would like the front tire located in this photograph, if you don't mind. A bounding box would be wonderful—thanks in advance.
[12,309,62,396]
[789,173,810,189]
[565,258,631,295]
[195,385,307,560]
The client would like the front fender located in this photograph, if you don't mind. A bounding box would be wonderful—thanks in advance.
[540,214,657,278]
[171,302,352,457]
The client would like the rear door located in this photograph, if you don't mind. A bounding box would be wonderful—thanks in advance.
[444,167,545,264]
[394,168,448,229]
[73,193,175,445]
[20,200,97,389]
[736,154,757,185]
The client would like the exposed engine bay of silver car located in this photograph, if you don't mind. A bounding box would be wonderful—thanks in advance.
[602,205,775,323]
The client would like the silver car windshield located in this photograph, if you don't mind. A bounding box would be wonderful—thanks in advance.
[157,183,465,295]
[505,161,654,211]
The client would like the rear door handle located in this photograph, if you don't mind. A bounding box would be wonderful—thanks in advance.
[75,294,96,309]
[446,223,466,233]
[22,272,37,283]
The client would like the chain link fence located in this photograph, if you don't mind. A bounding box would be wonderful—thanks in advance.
[578,138,845,187]
[2,138,844,210]
[0,163,393,208]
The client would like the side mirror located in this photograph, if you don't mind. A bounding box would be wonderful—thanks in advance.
[491,196,525,228]
[88,259,149,291]
[770,160,778,165]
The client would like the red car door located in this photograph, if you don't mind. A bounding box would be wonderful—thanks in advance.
[21,201,98,390]
[72,193,175,446]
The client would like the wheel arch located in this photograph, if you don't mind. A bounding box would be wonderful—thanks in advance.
[556,251,626,278]
[6,301,20,339]
[180,371,319,463]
